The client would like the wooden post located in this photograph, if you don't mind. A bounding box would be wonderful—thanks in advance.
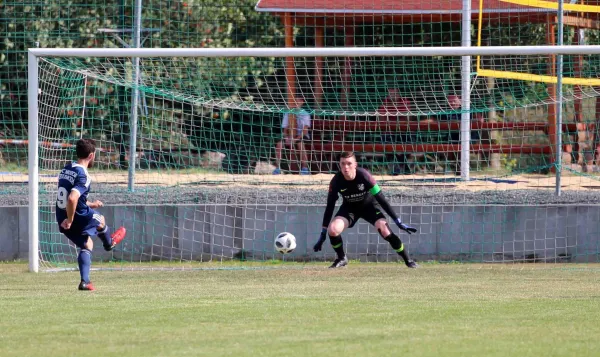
[573,30,584,125]
[284,13,296,139]
[331,25,353,145]
[486,75,502,171]
[314,25,326,170]
[547,16,558,170]
[283,13,300,171]
[573,29,588,167]
[310,25,326,171]
[341,27,354,110]
[315,26,324,111]
[595,97,600,168]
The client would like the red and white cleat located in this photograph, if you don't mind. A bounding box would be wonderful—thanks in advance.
[110,227,127,249]
[78,281,96,291]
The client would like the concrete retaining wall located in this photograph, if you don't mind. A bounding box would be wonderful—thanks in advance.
[2,205,599,263]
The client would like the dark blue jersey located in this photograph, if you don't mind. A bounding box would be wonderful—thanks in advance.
[56,162,91,217]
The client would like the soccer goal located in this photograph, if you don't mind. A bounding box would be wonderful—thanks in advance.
[28,46,600,272]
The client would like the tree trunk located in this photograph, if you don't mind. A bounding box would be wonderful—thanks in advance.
[486,76,501,170]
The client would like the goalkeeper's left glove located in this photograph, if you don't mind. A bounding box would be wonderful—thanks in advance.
[395,218,417,235]
[313,227,328,252]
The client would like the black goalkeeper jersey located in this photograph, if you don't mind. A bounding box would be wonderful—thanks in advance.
[321,167,399,228]
[327,167,380,207]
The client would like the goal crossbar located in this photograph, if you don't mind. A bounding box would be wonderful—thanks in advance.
[27,45,600,58]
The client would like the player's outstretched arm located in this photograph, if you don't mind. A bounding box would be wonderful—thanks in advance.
[314,183,338,252]
[371,187,417,234]
[321,189,338,229]
[87,200,104,209]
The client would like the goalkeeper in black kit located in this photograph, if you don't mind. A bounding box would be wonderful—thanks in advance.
[314,151,418,268]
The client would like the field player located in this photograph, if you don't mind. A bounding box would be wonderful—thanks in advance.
[313,151,418,268]
[56,138,126,291]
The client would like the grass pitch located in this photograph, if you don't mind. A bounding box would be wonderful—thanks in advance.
[0,262,599,357]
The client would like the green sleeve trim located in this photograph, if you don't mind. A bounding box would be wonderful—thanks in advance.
[369,184,381,195]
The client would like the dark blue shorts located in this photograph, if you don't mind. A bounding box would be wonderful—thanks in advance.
[57,209,103,249]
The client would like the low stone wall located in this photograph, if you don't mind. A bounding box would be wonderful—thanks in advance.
[2,204,599,263]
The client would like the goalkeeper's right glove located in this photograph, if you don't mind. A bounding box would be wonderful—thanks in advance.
[313,227,328,252]
[395,218,417,235]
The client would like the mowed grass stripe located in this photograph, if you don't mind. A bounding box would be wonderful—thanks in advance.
[0,263,598,357]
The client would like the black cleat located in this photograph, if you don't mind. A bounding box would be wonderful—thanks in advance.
[405,260,418,269]
[329,256,348,269]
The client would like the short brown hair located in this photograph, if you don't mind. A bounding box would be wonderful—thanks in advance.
[339,151,355,160]
[76,138,96,159]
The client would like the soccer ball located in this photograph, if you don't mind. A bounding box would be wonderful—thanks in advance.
[274,232,297,254]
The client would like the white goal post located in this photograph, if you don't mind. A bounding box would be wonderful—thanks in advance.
[27,46,600,272]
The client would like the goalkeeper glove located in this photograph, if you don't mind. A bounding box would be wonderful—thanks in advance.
[313,227,328,252]
[395,218,417,234]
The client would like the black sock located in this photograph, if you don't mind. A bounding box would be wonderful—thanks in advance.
[384,232,410,264]
[329,234,345,259]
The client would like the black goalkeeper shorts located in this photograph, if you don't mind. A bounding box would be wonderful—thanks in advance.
[334,202,386,228]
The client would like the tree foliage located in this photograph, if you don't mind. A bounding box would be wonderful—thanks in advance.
[2,1,597,169]
[0,0,284,140]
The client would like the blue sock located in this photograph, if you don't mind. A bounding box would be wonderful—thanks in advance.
[97,226,112,248]
[78,249,92,283]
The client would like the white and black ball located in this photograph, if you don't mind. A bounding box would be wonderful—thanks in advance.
[274,232,297,254]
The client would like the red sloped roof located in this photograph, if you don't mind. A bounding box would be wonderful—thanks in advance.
[255,0,550,14]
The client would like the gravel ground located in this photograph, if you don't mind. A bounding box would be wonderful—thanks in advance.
[3,182,600,206]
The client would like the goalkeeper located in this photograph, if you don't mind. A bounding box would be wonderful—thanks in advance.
[314,151,418,268]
